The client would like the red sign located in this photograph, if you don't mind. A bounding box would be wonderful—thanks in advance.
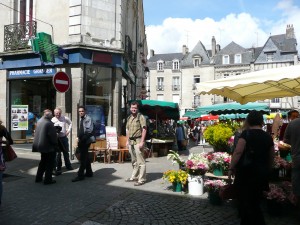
[52,71,70,93]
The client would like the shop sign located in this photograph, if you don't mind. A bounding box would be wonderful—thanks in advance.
[8,68,56,79]
[31,32,59,63]
[11,105,28,131]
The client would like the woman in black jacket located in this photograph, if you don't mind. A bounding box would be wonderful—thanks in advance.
[228,111,275,225]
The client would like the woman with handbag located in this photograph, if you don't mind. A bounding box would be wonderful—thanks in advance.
[0,120,14,209]
[228,110,275,225]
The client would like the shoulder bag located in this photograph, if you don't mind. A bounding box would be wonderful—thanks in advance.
[3,145,17,162]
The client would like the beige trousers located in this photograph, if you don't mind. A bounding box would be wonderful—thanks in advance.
[129,142,146,183]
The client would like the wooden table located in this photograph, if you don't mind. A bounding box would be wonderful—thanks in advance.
[150,138,174,156]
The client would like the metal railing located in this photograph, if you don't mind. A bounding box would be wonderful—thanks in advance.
[4,21,37,51]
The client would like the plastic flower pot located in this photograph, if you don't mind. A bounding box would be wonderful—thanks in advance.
[208,191,222,205]
[172,182,182,192]
[213,168,224,176]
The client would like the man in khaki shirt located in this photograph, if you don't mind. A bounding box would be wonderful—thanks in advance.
[125,101,147,186]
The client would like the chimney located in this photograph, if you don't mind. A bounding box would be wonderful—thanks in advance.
[211,36,216,56]
[182,45,186,55]
[286,24,295,39]
[150,49,155,57]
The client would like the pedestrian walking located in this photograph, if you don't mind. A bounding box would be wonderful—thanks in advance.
[0,120,13,209]
[125,101,147,186]
[32,109,58,185]
[51,107,73,175]
[72,106,94,182]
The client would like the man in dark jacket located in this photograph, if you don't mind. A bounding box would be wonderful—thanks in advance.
[72,106,94,182]
[32,109,58,185]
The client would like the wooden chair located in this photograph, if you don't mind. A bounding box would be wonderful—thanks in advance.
[107,135,129,163]
[118,135,129,163]
[91,139,109,163]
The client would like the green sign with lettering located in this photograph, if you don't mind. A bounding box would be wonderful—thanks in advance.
[31,32,59,63]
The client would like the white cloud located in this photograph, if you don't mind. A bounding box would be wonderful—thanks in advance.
[145,0,300,56]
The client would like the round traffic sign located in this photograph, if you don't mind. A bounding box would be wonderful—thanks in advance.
[52,71,70,93]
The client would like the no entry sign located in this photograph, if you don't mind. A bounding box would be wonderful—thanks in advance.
[52,71,70,93]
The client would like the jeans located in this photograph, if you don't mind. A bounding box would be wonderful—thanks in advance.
[56,136,72,170]
[0,171,3,205]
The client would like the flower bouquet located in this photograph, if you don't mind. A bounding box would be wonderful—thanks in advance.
[264,183,287,215]
[185,153,209,175]
[204,179,226,205]
[162,169,188,185]
[203,123,233,152]
[205,152,231,175]
[204,179,227,193]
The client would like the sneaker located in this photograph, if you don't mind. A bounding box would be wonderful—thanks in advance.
[125,178,138,182]
[134,181,145,186]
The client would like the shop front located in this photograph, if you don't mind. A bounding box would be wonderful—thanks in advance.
[8,68,57,141]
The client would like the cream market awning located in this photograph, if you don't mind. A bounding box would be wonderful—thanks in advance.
[196,65,300,104]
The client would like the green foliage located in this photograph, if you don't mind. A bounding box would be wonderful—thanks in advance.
[203,123,233,150]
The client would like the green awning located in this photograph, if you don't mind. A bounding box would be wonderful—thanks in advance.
[196,102,270,115]
[129,100,180,120]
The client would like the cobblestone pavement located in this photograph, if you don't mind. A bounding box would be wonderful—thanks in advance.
[0,143,298,225]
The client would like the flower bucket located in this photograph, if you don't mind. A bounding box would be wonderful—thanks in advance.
[213,168,224,176]
[188,174,204,196]
[172,182,182,192]
[208,191,222,205]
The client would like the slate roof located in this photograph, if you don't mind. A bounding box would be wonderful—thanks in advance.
[270,34,297,53]
[147,52,185,70]
[181,41,211,67]
[213,41,254,65]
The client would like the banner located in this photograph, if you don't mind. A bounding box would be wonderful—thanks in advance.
[86,105,106,138]
[11,105,28,130]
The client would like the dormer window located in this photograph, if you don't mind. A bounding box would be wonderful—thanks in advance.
[157,60,164,71]
[234,54,241,63]
[223,55,229,64]
[266,53,274,62]
[193,55,202,67]
[173,60,180,70]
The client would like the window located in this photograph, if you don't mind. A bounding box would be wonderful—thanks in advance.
[173,60,179,70]
[157,61,164,71]
[193,95,200,107]
[266,53,274,62]
[223,55,229,64]
[223,73,229,79]
[193,55,202,67]
[234,54,241,63]
[172,76,180,90]
[193,75,200,89]
[235,73,241,76]
[271,98,280,103]
[157,77,164,90]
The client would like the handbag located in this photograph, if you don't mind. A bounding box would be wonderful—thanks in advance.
[237,130,255,170]
[219,184,237,200]
[75,147,80,161]
[3,145,17,162]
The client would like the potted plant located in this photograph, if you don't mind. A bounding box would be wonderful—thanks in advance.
[205,152,231,176]
[167,150,185,169]
[186,153,209,175]
[264,184,287,215]
[186,153,209,196]
[162,169,188,192]
[204,179,226,205]
[203,123,233,152]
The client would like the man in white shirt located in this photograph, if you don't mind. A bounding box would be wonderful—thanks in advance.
[51,107,73,175]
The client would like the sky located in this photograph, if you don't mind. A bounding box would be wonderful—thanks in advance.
[143,0,300,55]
